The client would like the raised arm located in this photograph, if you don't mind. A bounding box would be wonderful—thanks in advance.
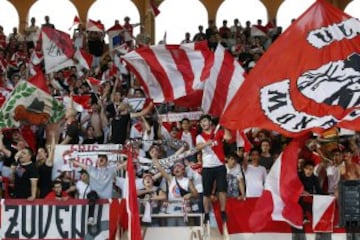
[152,158,172,183]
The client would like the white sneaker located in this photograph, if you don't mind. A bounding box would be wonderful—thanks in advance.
[202,221,211,240]
[87,217,96,225]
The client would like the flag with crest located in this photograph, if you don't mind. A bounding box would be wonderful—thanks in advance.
[221,0,360,137]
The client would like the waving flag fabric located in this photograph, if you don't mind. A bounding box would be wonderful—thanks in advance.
[41,27,75,73]
[201,44,246,116]
[249,136,307,231]
[149,0,160,17]
[312,195,336,232]
[74,49,93,70]
[221,0,360,137]
[0,81,65,128]
[124,153,142,240]
[122,41,214,103]
[87,19,104,32]
[28,69,49,94]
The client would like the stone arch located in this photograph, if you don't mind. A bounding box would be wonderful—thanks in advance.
[155,0,208,44]
[277,0,315,30]
[28,0,78,34]
[217,0,267,28]
[0,0,19,35]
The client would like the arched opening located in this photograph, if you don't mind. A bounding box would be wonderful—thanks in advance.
[0,0,19,36]
[155,0,207,44]
[88,0,140,35]
[277,0,315,30]
[216,0,267,29]
[28,0,78,34]
[345,0,360,19]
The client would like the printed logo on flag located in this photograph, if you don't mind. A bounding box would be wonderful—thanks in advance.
[221,1,360,137]
[258,17,360,134]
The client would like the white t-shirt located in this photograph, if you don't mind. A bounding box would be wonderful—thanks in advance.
[245,164,267,197]
[76,180,91,199]
[226,163,244,179]
[186,166,203,193]
[181,132,194,149]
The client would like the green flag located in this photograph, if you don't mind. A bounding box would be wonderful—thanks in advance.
[0,81,65,128]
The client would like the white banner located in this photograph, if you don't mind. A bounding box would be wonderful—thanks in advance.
[158,111,203,123]
[52,144,123,180]
[0,199,110,240]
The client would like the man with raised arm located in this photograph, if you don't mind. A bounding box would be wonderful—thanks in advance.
[195,115,232,230]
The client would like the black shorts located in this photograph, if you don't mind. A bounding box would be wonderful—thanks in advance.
[202,165,227,196]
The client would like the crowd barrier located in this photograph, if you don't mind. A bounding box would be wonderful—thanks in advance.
[0,197,352,240]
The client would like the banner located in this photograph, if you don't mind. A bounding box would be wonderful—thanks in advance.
[213,198,346,236]
[0,199,110,240]
[158,111,203,123]
[52,144,123,180]
[221,1,360,137]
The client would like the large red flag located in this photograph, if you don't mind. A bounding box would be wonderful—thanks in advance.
[249,136,307,231]
[122,41,214,103]
[221,0,360,137]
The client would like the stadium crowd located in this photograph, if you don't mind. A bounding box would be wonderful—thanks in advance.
[0,14,360,229]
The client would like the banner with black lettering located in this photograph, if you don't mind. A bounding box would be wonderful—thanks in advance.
[221,0,360,137]
[52,144,123,180]
[0,199,110,240]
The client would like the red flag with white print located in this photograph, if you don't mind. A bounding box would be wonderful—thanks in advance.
[312,195,336,232]
[122,41,214,103]
[221,0,360,137]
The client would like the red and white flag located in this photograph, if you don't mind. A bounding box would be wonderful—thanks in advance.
[87,19,104,32]
[312,195,336,232]
[148,0,160,17]
[61,95,91,112]
[236,130,252,153]
[251,25,267,37]
[124,152,142,240]
[221,0,360,137]
[28,70,49,94]
[74,49,93,70]
[249,136,307,231]
[41,27,75,73]
[86,77,101,86]
[213,197,346,238]
[122,41,214,103]
[201,44,246,116]
[69,16,80,30]
[29,50,43,76]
